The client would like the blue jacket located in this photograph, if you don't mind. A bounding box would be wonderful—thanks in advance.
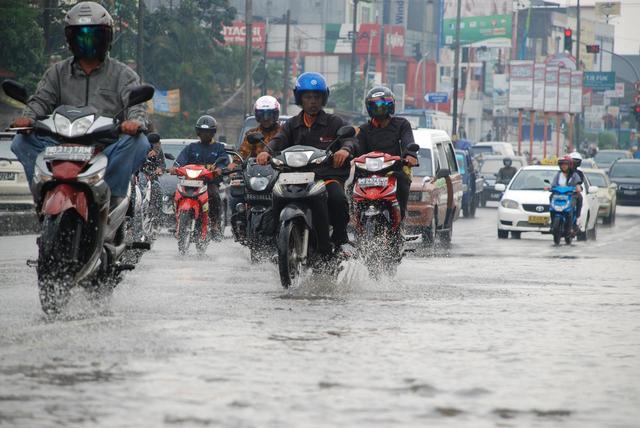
[175,141,229,169]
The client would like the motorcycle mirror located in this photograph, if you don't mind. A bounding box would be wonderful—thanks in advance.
[127,84,155,107]
[147,133,160,144]
[247,132,264,145]
[2,80,28,104]
[494,183,506,192]
[164,153,175,160]
[336,126,356,139]
[544,179,551,184]
[436,168,451,179]
[407,143,420,153]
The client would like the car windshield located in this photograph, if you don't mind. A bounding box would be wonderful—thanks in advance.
[479,158,523,175]
[594,151,626,164]
[509,169,558,191]
[0,142,16,160]
[455,153,466,174]
[609,163,640,179]
[585,172,607,187]
[413,148,433,177]
[162,143,190,167]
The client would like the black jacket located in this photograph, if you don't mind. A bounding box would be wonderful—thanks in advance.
[355,116,418,158]
[267,110,357,180]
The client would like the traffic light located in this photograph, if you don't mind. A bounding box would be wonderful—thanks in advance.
[413,43,422,61]
[563,28,573,53]
[586,44,600,54]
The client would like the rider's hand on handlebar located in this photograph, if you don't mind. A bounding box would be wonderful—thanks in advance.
[169,167,177,175]
[332,149,350,168]
[121,120,142,135]
[256,151,271,166]
[404,155,418,167]
[11,117,34,128]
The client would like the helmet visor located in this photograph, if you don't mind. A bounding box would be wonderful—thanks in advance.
[255,109,279,123]
[68,26,111,59]
[366,97,394,118]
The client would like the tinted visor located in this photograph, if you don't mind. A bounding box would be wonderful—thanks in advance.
[67,25,111,59]
[366,97,394,118]
[255,109,279,122]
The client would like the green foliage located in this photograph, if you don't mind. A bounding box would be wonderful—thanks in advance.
[328,78,366,113]
[598,131,618,149]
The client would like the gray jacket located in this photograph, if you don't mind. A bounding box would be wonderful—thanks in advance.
[23,56,147,126]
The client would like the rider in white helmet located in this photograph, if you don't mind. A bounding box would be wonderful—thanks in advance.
[238,95,282,160]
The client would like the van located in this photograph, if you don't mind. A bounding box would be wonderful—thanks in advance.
[472,142,516,157]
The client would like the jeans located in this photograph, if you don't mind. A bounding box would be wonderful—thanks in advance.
[11,133,150,197]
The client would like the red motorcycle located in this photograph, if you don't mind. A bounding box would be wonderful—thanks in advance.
[173,164,215,254]
[351,148,417,277]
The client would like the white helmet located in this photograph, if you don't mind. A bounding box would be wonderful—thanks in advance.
[569,151,582,168]
[254,95,280,112]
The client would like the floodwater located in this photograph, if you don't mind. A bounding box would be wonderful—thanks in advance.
[1,206,639,427]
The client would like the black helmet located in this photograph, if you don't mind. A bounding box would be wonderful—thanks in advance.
[366,86,395,120]
[503,157,512,167]
[64,2,114,61]
[195,115,217,133]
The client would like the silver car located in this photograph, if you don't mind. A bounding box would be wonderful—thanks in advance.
[0,132,34,212]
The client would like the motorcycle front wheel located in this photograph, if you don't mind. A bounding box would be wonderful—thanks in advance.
[277,220,303,288]
[177,211,194,255]
[551,216,562,245]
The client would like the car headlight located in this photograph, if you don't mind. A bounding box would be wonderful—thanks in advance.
[284,151,313,167]
[249,176,270,191]
[500,198,519,209]
[53,113,95,138]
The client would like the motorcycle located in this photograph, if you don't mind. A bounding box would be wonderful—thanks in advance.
[271,126,356,288]
[2,79,155,315]
[549,185,578,245]
[351,143,420,278]
[229,133,279,262]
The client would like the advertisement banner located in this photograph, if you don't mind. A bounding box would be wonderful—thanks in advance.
[508,60,534,110]
[570,71,583,114]
[533,64,546,111]
[222,21,266,49]
[604,82,625,98]
[442,0,512,47]
[557,69,572,113]
[325,24,404,56]
[544,66,559,113]
[148,89,180,116]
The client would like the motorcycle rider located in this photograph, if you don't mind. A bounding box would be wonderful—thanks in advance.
[551,155,583,229]
[569,151,585,224]
[256,72,358,257]
[170,115,229,239]
[10,1,149,207]
[355,86,418,219]
[496,157,518,184]
[139,133,165,217]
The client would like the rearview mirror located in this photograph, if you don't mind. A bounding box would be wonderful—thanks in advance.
[127,84,155,107]
[247,132,264,145]
[337,126,356,139]
[494,183,506,192]
[2,80,28,104]
[436,168,450,179]
[544,179,551,184]
[407,143,420,153]
[164,153,175,160]
[147,133,160,144]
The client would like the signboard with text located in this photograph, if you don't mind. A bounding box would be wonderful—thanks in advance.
[508,60,534,110]
[532,64,546,111]
[222,21,266,49]
[544,66,559,113]
[570,71,583,114]
[557,69,572,113]
[583,72,616,91]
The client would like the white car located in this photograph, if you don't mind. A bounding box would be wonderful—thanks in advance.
[495,165,599,240]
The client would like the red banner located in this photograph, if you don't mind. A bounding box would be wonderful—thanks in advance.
[221,21,266,49]
[355,24,405,56]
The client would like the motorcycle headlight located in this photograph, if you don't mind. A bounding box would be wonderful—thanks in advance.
[78,168,105,185]
[186,169,200,179]
[54,114,95,138]
[364,157,395,172]
[500,199,519,209]
[249,176,270,191]
[311,155,327,165]
[284,151,313,167]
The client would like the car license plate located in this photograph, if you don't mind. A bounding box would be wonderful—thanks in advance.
[528,215,549,225]
[44,145,94,161]
[0,172,17,181]
[358,176,388,188]
[623,190,637,195]
[278,172,315,185]
[179,179,204,187]
[491,192,501,199]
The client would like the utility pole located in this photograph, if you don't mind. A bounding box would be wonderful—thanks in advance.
[282,10,291,115]
[136,0,144,80]
[261,17,269,96]
[350,0,359,112]
[244,0,253,116]
[575,0,581,150]
[451,0,462,138]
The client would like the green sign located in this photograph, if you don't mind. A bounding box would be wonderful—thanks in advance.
[442,14,512,47]
[583,72,615,91]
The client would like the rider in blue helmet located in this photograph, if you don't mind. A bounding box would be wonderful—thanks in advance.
[257,72,358,257]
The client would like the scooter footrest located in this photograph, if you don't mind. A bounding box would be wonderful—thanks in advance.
[26,259,38,267]
[403,234,420,241]
[115,263,136,272]
[127,242,151,250]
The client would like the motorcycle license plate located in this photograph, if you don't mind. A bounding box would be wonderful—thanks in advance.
[358,177,388,188]
[44,145,94,161]
[528,215,549,225]
[278,172,315,185]
[179,179,204,187]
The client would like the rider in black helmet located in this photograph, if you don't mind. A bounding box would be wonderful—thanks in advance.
[496,157,518,184]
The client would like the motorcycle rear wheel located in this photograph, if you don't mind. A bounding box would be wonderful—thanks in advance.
[278,220,303,288]
[178,211,194,255]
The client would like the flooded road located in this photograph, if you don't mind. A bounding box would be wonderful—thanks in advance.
[1,206,639,427]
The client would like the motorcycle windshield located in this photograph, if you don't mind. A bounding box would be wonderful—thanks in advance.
[551,186,576,195]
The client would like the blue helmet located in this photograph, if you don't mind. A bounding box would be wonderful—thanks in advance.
[293,72,330,106]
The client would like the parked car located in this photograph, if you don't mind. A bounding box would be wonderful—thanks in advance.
[593,149,631,173]
[405,129,462,247]
[496,165,599,240]
[608,159,640,205]
[478,155,527,206]
[0,131,34,213]
[455,149,483,218]
[582,167,617,224]
[236,115,291,148]
[471,141,516,157]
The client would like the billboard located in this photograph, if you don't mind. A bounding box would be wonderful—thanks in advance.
[325,24,405,56]
[222,21,266,49]
[544,66,559,113]
[557,69,572,113]
[508,60,534,110]
[148,89,180,117]
[570,71,583,114]
[532,64,545,111]
[442,0,512,47]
